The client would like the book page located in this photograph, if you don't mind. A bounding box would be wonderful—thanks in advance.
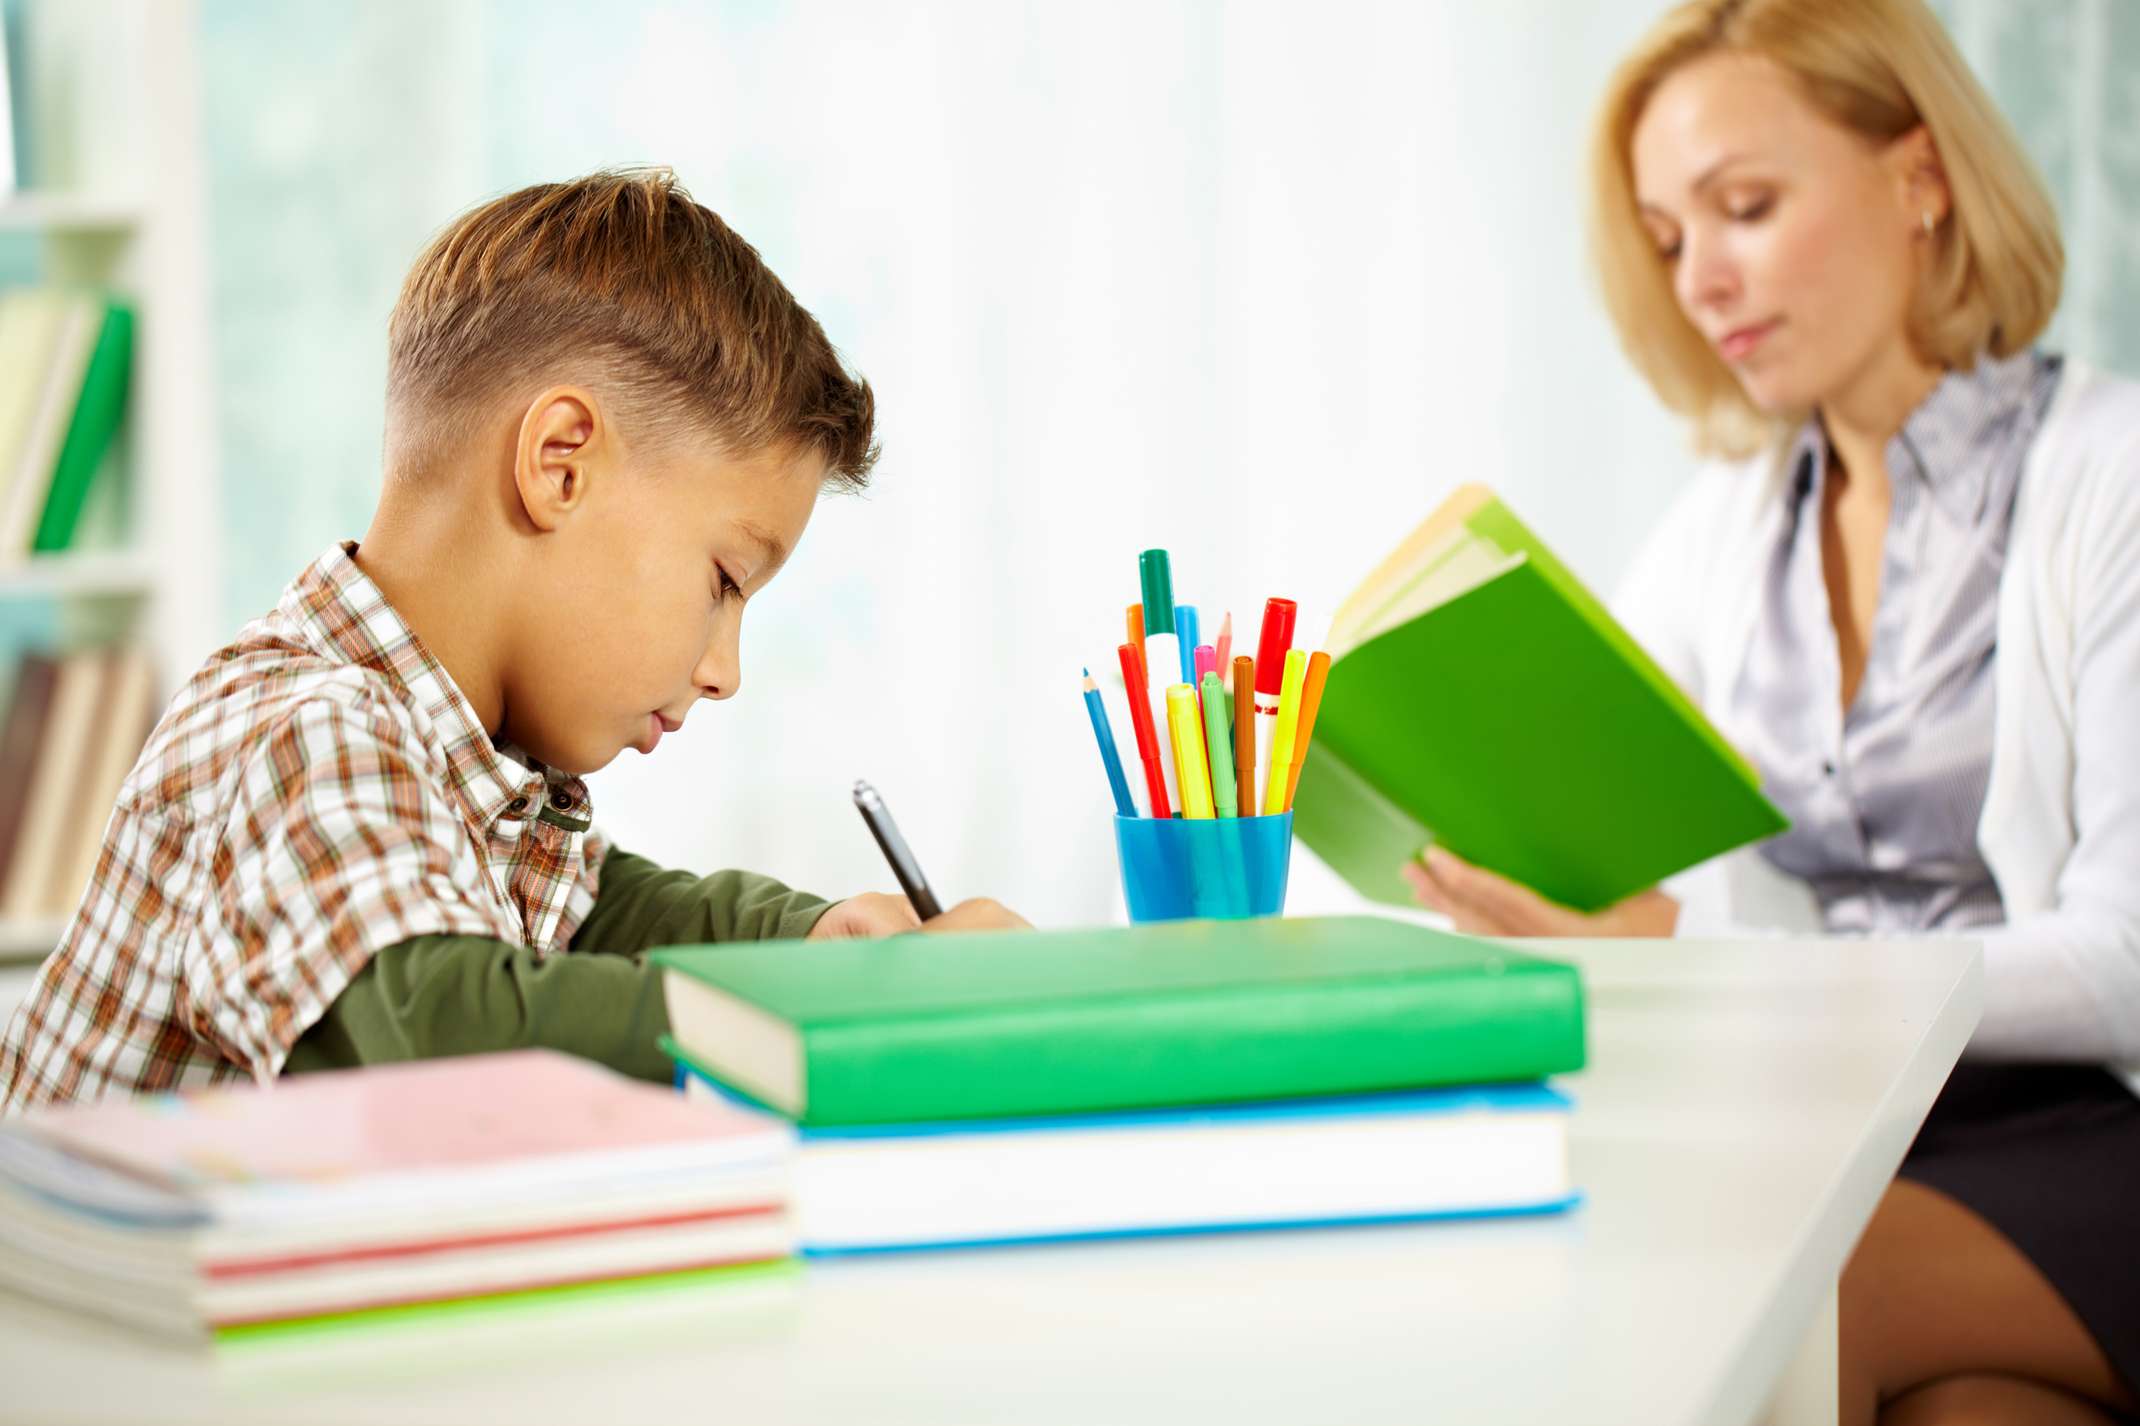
[1350,543,1527,650]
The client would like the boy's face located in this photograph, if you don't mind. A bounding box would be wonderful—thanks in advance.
[501,415,824,776]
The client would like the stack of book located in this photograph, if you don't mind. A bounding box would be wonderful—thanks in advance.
[0,287,134,563]
[655,914,1586,1254]
[0,1050,796,1339]
[0,645,159,924]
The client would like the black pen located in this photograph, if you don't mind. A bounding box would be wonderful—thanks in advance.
[852,780,943,921]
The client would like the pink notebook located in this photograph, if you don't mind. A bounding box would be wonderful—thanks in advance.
[21,1050,789,1199]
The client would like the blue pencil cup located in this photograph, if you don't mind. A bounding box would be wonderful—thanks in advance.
[1113,812,1294,923]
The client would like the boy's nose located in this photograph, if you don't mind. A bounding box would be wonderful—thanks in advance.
[694,634,741,701]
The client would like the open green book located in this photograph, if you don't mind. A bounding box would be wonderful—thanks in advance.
[1291,484,1785,912]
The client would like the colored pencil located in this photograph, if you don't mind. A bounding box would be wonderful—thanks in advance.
[1232,654,1255,819]
[1082,669,1138,817]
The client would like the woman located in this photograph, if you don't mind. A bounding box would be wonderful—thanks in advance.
[1403,2,2140,1422]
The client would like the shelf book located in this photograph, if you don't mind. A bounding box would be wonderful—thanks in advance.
[0,286,134,562]
[0,645,158,925]
[1291,484,1786,912]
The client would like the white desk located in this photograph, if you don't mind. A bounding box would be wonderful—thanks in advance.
[0,935,1979,1426]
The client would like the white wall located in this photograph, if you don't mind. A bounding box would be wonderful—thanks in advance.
[203,2,1703,926]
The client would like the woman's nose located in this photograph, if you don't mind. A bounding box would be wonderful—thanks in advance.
[1676,227,1739,315]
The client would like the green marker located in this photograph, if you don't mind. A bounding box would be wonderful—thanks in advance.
[1201,671,1237,818]
[1138,550,1181,811]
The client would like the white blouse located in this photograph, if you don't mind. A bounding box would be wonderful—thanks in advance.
[1613,360,2140,1092]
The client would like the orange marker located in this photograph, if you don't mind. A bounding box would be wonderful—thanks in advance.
[1232,655,1256,819]
[1283,650,1332,811]
[1127,604,1146,663]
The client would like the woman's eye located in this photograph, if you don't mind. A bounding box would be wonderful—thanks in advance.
[1726,196,1773,222]
[714,569,739,601]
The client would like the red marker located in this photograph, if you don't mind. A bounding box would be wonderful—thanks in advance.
[1252,598,1297,811]
[1118,642,1172,819]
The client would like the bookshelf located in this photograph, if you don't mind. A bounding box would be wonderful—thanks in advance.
[0,0,217,966]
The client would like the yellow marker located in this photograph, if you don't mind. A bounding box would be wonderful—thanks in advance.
[1166,684,1216,819]
[1261,648,1309,815]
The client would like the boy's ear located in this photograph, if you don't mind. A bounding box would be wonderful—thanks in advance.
[512,387,603,532]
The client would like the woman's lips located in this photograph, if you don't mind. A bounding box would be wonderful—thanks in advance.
[1718,318,1780,362]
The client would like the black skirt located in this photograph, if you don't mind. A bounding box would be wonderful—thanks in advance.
[1899,1062,2140,1398]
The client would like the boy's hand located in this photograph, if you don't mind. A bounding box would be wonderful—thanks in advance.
[807,893,922,940]
[806,894,1032,941]
[919,897,1032,933]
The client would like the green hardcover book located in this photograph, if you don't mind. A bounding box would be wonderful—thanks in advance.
[31,299,134,554]
[651,914,1584,1127]
[1292,484,1786,912]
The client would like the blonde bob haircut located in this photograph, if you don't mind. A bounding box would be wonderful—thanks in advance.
[1587,0,2063,457]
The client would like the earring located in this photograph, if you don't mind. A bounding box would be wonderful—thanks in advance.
[1921,211,1936,235]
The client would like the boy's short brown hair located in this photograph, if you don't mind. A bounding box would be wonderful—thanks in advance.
[386,167,877,487]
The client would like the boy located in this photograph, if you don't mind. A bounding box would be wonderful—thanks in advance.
[0,169,1026,1111]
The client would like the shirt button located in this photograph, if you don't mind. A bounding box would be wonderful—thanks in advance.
[549,790,573,812]
[506,796,528,814]
[1822,761,1836,777]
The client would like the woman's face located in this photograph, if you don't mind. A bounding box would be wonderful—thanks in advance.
[1630,51,1938,416]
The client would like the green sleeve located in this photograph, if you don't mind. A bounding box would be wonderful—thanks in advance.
[569,848,834,956]
[281,933,675,1084]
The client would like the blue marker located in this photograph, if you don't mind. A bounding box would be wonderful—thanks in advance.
[1174,604,1200,685]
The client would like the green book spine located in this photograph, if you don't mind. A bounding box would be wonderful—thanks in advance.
[1293,498,1786,912]
[653,917,1585,1127]
[32,302,133,554]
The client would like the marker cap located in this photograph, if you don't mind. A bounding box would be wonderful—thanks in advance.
[1254,598,1297,695]
[1139,551,1176,635]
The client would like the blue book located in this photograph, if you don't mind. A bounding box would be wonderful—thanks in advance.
[667,1039,1576,1255]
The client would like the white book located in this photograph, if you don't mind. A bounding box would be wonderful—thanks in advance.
[0,647,106,918]
[0,21,14,197]
[681,1061,1576,1254]
[0,292,100,561]
[42,645,156,914]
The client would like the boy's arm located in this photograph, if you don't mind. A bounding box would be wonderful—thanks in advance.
[569,848,834,957]
[283,933,674,1082]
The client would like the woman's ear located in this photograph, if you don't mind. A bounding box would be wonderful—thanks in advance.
[1889,124,1951,232]
[512,387,603,532]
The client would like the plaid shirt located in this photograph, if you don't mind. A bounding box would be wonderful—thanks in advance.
[1,542,608,1111]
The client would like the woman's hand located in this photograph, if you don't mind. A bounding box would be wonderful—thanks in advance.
[1400,846,1678,938]
[807,893,1032,940]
